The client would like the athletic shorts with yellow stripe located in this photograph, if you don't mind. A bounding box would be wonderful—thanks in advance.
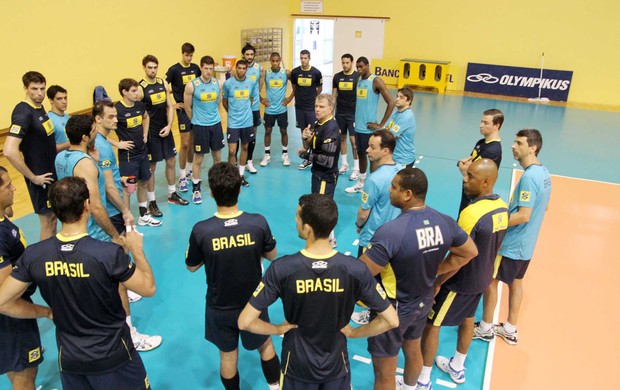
[427,286,482,327]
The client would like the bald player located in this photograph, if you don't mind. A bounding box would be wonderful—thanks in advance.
[419,159,508,386]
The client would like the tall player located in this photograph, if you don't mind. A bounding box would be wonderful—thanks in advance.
[4,71,57,240]
[140,55,189,216]
[332,53,359,178]
[259,52,293,167]
[166,42,201,192]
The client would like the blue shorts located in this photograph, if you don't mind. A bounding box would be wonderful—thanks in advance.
[495,256,530,284]
[147,131,176,162]
[264,112,289,128]
[119,155,151,181]
[193,123,225,154]
[25,180,53,214]
[295,107,316,130]
[335,112,355,136]
[227,126,255,144]
[427,287,482,327]
[0,311,43,374]
[60,349,150,390]
[205,305,270,352]
[176,108,192,133]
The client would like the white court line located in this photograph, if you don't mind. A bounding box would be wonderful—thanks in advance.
[550,173,619,186]
[352,354,371,364]
[352,239,359,246]
[344,251,351,256]
[482,282,503,390]
[395,367,403,374]
[436,378,457,388]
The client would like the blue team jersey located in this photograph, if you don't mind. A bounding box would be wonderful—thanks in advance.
[387,108,416,165]
[499,164,551,260]
[55,150,109,241]
[246,62,262,111]
[355,75,380,134]
[265,68,288,115]
[359,163,401,247]
[191,77,221,126]
[223,77,258,128]
[366,207,469,316]
[48,111,70,145]
[95,133,122,219]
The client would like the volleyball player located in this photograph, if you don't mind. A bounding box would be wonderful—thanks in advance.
[332,53,359,177]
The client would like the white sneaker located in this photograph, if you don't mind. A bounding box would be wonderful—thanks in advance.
[339,164,349,175]
[345,181,364,193]
[351,309,370,325]
[246,160,258,174]
[127,290,142,303]
[260,155,271,166]
[282,153,290,166]
[395,375,404,390]
[131,327,162,352]
[349,169,360,181]
[138,213,162,227]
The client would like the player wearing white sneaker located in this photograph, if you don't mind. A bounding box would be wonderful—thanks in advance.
[0,177,156,387]
[420,159,508,386]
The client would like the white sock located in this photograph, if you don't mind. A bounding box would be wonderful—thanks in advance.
[353,159,360,170]
[167,185,176,194]
[504,322,517,333]
[180,169,186,178]
[139,202,147,209]
[340,153,347,165]
[452,351,467,370]
[267,383,279,390]
[282,147,288,153]
[239,165,246,176]
[192,178,200,185]
[147,192,155,202]
[417,365,432,384]
[480,320,493,332]
[265,146,271,153]
[329,230,335,241]
[126,315,133,329]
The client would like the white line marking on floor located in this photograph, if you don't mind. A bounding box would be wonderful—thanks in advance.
[436,378,457,388]
[352,355,371,364]
[396,367,403,374]
[352,239,359,246]
[344,251,351,256]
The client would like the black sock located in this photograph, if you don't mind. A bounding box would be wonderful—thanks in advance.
[139,206,147,217]
[248,139,256,160]
[282,147,288,154]
[221,372,240,390]
[193,180,201,192]
[261,355,281,385]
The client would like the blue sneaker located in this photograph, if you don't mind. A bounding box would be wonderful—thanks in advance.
[192,190,202,204]
[435,356,465,384]
[179,177,188,193]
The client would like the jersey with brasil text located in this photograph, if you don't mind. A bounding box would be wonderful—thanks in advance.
[446,195,508,293]
[387,108,416,165]
[95,133,122,218]
[359,163,401,247]
[333,70,359,115]
[366,207,469,316]
[0,216,35,299]
[55,150,109,242]
[249,250,390,383]
[355,75,380,134]
[265,67,288,116]
[115,101,147,160]
[222,77,258,129]
[8,101,57,179]
[186,211,276,310]
[499,164,551,260]
[291,66,323,111]
[246,61,262,111]
[48,111,70,145]
[140,78,168,133]
[166,62,200,103]
[470,138,502,169]
[191,77,221,126]
[309,117,340,181]
[11,234,136,374]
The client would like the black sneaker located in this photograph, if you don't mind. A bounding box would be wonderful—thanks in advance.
[148,201,163,217]
[168,192,189,206]
[241,176,250,187]
[298,159,312,170]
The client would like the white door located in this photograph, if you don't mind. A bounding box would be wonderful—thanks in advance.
[332,18,385,77]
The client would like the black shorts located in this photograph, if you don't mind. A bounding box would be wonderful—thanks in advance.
[368,299,432,358]
[147,131,176,162]
[311,174,337,198]
[227,126,255,144]
[205,306,270,353]
[335,113,355,136]
[193,123,225,154]
[357,246,368,258]
[119,155,151,181]
[60,349,150,390]
[264,112,289,128]
[495,256,531,284]
[295,107,316,129]
[176,108,192,133]
[355,132,372,157]
[427,287,482,327]
[281,373,351,389]
[252,110,262,127]
[25,180,52,215]
[0,313,43,374]
[110,213,125,235]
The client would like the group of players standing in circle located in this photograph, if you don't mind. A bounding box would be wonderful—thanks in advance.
[0,39,551,390]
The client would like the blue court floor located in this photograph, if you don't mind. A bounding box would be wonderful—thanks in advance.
[3,91,619,389]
